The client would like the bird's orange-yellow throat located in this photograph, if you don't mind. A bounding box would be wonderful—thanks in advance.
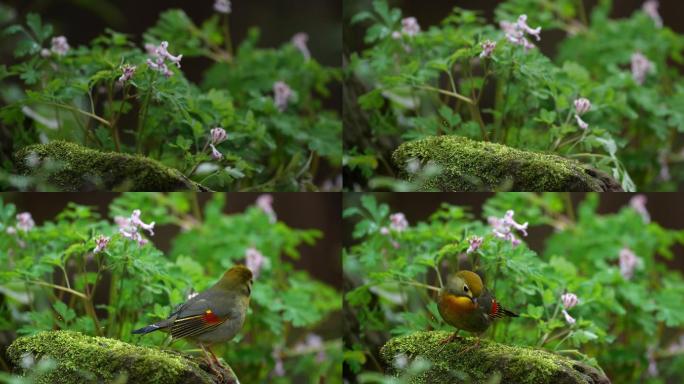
[437,270,518,346]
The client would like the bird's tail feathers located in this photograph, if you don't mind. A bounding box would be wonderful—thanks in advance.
[501,308,519,317]
[132,322,166,335]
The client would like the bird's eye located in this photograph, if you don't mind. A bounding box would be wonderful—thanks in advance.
[464,285,469,292]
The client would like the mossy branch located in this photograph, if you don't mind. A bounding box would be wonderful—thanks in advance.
[380,331,610,384]
[7,330,236,384]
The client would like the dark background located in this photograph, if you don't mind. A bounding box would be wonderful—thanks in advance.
[1,0,342,112]
[344,0,684,57]
[2,192,343,289]
[343,193,684,272]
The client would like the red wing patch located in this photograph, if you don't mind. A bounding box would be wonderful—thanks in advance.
[490,299,499,317]
[170,309,226,339]
[202,309,222,324]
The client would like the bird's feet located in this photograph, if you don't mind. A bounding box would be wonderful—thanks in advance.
[439,332,462,344]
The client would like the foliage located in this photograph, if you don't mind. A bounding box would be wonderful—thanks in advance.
[343,193,684,383]
[0,193,342,383]
[345,0,684,191]
[0,7,341,191]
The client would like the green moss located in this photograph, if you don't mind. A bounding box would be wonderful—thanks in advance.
[380,331,609,384]
[7,330,236,384]
[14,141,210,191]
[392,136,622,191]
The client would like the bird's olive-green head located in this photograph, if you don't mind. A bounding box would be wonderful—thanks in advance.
[216,265,253,296]
[445,270,484,299]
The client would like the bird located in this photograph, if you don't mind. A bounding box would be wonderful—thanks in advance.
[132,265,253,377]
[437,270,518,347]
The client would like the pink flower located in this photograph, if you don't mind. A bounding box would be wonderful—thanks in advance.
[379,226,390,235]
[401,17,421,37]
[501,15,541,52]
[291,33,311,60]
[16,212,35,232]
[210,127,227,145]
[562,309,576,325]
[466,236,483,254]
[574,98,591,115]
[516,15,541,41]
[561,293,579,309]
[658,150,671,181]
[6,226,17,235]
[574,114,589,130]
[273,81,294,112]
[93,235,110,253]
[293,333,327,363]
[209,144,223,160]
[390,213,409,232]
[116,209,154,247]
[642,0,662,28]
[146,41,182,77]
[488,210,527,247]
[391,31,402,40]
[214,0,231,14]
[629,195,650,223]
[245,247,265,277]
[117,64,137,85]
[631,52,654,85]
[647,346,658,377]
[51,36,70,56]
[272,348,285,377]
[619,247,640,280]
[479,40,496,58]
[256,194,277,223]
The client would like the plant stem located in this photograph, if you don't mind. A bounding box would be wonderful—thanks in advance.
[397,280,441,293]
[223,14,234,58]
[137,74,157,154]
[27,281,87,299]
[413,85,473,105]
[40,101,111,127]
[576,0,589,26]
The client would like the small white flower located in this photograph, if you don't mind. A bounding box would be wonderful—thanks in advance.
[214,0,231,14]
[209,144,223,160]
[573,98,591,115]
[658,150,671,181]
[291,32,311,60]
[146,41,182,77]
[16,212,35,232]
[642,0,663,28]
[479,40,496,58]
[6,226,17,235]
[574,114,589,130]
[273,81,294,112]
[51,36,70,56]
[401,17,421,37]
[561,293,579,309]
[379,226,390,235]
[631,52,654,85]
[391,31,402,40]
[210,127,227,145]
[562,309,576,325]
[390,213,409,232]
[40,48,51,58]
[245,247,265,277]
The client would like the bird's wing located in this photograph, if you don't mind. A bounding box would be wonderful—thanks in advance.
[168,297,229,340]
[478,291,518,319]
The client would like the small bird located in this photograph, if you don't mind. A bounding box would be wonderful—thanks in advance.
[437,270,518,346]
[132,265,253,376]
